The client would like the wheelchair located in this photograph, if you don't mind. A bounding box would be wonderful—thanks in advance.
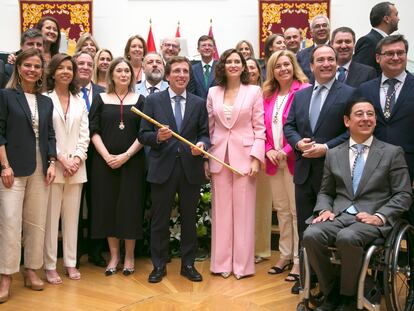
[296,219,414,311]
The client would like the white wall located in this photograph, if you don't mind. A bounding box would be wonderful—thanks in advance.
[1,0,413,60]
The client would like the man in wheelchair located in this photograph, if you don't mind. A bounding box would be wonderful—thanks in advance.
[302,98,413,311]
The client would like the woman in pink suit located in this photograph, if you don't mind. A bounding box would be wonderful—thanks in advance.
[263,50,309,281]
[206,49,265,279]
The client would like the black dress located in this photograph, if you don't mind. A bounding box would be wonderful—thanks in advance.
[89,94,145,239]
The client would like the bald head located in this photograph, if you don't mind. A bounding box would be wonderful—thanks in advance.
[284,27,302,54]
[160,38,181,62]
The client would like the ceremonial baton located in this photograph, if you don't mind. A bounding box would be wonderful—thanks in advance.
[131,106,244,176]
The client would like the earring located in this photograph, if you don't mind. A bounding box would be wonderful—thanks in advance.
[36,78,43,87]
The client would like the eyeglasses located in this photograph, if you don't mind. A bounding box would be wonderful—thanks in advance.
[313,23,328,30]
[163,43,179,49]
[379,50,406,58]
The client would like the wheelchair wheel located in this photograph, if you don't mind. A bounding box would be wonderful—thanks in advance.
[383,223,414,311]
[299,247,324,308]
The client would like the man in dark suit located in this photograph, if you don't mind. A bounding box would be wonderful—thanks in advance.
[297,15,330,80]
[139,56,210,283]
[303,98,412,311]
[4,28,44,82]
[331,27,377,88]
[0,60,6,89]
[187,35,216,100]
[357,35,414,223]
[284,45,355,294]
[73,51,106,268]
[353,2,399,76]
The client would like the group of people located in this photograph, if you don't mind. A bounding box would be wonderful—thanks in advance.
[1,2,413,310]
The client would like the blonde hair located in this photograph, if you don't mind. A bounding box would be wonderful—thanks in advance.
[235,40,255,58]
[262,50,308,98]
[92,49,113,84]
[75,33,100,55]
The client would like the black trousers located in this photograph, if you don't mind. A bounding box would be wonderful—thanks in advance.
[150,159,201,268]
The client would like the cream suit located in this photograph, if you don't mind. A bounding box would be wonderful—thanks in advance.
[44,91,89,269]
[207,84,265,276]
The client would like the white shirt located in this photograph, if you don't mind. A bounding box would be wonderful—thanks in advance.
[168,88,186,116]
[379,71,407,110]
[145,80,163,94]
[272,94,289,149]
[373,28,388,38]
[311,77,335,112]
[348,136,373,171]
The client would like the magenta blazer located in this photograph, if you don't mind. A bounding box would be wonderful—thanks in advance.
[264,80,311,176]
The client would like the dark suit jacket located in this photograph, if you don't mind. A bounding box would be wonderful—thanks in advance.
[187,61,216,99]
[297,45,314,81]
[283,80,355,185]
[138,89,210,185]
[314,138,412,234]
[0,88,56,176]
[345,61,377,88]
[353,29,383,76]
[356,72,414,180]
[0,60,6,89]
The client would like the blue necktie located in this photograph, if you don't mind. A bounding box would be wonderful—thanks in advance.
[174,95,183,131]
[309,85,324,131]
[81,87,90,112]
[347,144,366,214]
[337,67,346,83]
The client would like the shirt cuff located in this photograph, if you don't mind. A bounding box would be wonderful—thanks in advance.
[374,213,386,225]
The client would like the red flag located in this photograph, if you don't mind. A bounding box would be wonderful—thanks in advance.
[208,19,219,60]
[175,21,181,38]
[147,20,156,52]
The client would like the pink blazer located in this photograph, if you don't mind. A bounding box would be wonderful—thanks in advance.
[207,84,265,174]
[263,80,310,176]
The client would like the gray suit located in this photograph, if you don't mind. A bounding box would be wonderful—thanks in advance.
[303,138,412,296]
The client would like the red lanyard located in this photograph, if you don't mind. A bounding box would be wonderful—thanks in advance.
[114,91,129,130]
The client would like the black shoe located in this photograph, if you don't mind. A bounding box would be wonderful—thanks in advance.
[315,289,340,311]
[335,295,356,311]
[88,253,106,267]
[104,267,117,276]
[291,280,301,294]
[180,265,202,282]
[148,266,166,283]
[122,267,135,276]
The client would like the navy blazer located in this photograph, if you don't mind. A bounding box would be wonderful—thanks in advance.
[138,89,210,184]
[356,72,414,179]
[297,45,314,81]
[0,60,6,89]
[353,29,383,76]
[0,88,56,176]
[187,61,216,99]
[345,61,377,88]
[283,81,355,184]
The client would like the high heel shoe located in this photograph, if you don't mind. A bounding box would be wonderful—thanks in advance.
[234,274,243,280]
[22,270,44,291]
[122,267,135,276]
[0,275,12,303]
[65,267,81,280]
[104,267,118,276]
[268,260,293,275]
[45,269,62,285]
[220,272,231,279]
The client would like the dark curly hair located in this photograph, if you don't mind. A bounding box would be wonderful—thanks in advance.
[214,49,250,87]
[46,53,79,95]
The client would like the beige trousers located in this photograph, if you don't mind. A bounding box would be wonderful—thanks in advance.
[0,150,49,274]
[254,170,272,258]
[268,161,299,264]
[44,182,82,269]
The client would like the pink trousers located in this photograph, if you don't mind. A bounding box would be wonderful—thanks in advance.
[210,166,257,276]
